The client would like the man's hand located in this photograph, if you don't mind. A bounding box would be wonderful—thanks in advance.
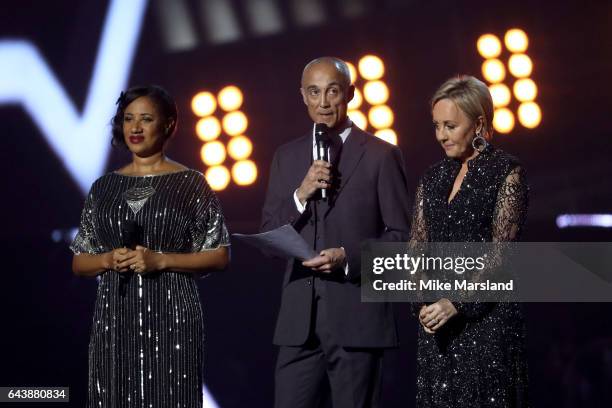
[302,248,346,273]
[296,160,331,204]
[419,298,458,333]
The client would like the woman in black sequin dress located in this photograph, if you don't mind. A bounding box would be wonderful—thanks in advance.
[411,76,529,407]
[71,85,230,407]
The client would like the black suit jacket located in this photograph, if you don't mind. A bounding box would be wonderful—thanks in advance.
[261,125,411,347]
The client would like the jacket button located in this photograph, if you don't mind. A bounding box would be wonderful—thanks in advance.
[307,280,312,286]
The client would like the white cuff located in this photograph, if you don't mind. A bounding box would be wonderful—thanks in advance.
[341,247,349,275]
[293,189,307,213]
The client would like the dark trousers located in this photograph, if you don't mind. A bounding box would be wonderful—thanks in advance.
[274,278,383,408]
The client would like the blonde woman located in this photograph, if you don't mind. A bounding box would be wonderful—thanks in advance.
[411,76,529,407]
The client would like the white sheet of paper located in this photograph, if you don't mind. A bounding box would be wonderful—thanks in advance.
[232,224,317,261]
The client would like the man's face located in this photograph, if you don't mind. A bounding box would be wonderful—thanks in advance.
[300,62,354,130]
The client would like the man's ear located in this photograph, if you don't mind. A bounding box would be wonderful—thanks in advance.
[346,84,355,103]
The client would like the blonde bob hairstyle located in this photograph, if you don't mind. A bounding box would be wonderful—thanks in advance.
[431,75,494,139]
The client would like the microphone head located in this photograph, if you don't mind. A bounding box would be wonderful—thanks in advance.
[122,220,140,249]
[314,123,330,143]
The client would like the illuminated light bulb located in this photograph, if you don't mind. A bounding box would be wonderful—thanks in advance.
[482,59,506,83]
[191,92,216,116]
[196,116,221,141]
[374,129,398,145]
[488,83,512,108]
[205,165,230,191]
[222,111,248,136]
[358,55,385,80]
[201,141,226,166]
[368,105,394,129]
[232,160,258,186]
[508,54,533,78]
[345,61,358,84]
[493,108,515,134]
[513,78,538,102]
[477,34,502,59]
[363,80,389,105]
[227,135,253,160]
[217,85,243,111]
[349,110,368,130]
[505,29,529,53]
[517,102,542,128]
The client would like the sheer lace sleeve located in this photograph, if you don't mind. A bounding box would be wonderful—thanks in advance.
[454,165,529,320]
[492,166,529,242]
[410,181,428,316]
[410,180,428,243]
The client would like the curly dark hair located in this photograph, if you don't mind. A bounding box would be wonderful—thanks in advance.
[111,85,178,149]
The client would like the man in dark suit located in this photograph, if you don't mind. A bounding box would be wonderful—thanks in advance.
[261,57,411,408]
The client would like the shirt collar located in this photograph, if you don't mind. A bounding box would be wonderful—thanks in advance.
[311,119,353,146]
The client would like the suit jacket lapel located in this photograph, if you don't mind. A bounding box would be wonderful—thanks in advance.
[289,133,313,190]
[325,125,366,216]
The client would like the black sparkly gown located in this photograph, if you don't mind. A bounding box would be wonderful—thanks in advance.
[411,146,529,407]
[70,169,230,408]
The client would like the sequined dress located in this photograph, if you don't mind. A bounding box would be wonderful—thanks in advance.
[70,169,230,408]
[410,146,529,407]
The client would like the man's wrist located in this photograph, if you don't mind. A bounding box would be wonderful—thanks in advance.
[294,188,308,213]
[296,188,307,205]
[340,247,349,276]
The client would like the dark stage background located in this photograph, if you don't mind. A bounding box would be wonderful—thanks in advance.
[1,0,612,406]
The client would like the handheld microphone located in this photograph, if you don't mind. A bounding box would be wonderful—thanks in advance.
[119,220,141,294]
[314,123,330,199]
[122,220,140,250]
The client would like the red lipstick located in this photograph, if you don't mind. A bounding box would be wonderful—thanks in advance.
[129,136,144,144]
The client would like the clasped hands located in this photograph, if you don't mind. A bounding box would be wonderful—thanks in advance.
[418,299,458,334]
[109,246,163,275]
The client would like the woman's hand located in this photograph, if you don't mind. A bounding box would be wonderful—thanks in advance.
[108,248,130,272]
[419,298,458,333]
[116,246,164,274]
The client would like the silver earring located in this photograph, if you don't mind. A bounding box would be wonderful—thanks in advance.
[472,130,488,153]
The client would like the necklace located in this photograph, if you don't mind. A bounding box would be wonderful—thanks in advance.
[123,179,156,215]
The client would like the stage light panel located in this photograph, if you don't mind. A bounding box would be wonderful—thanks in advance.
[201,141,227,166]
[227,135,253,160]
[358,55,385,80]
[218,85,243,111]
[192,92,217,116]
[196,116,221,141]
[477,34,502,58]
[222,110,248,136]
[232,160,258,185]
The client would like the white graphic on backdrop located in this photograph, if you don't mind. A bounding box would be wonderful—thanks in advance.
[1,1,223,404]
[0,0,146,194]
